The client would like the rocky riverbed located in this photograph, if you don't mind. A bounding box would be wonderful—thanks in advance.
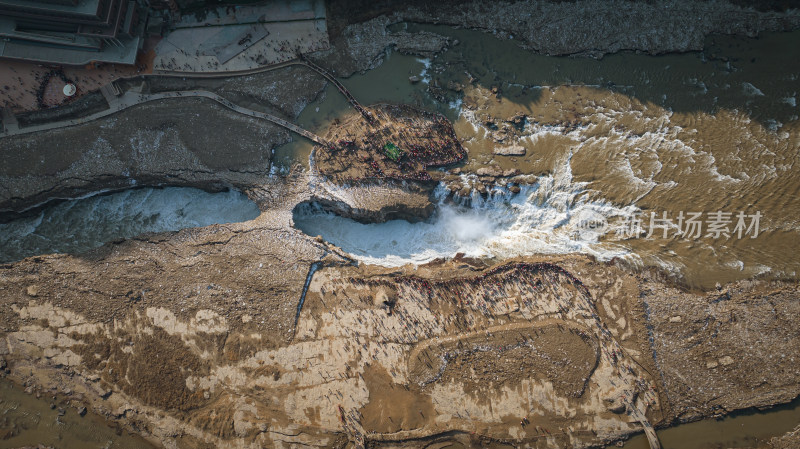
[1,1,800,448]
[1,206,799,448]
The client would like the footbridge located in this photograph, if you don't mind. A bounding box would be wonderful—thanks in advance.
[299,54,374,123]
[626,400,661,449]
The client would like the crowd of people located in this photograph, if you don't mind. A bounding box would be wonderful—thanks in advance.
[321,108,467,183]
[32,70,75,109]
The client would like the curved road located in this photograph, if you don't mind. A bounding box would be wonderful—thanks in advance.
[155,55,370,121]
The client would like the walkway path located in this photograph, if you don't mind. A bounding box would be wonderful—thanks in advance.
[626,399,662,449]
[0,88,328,145]
[298,55,373,122]
[1,54,370,142]
[160,55,375,122]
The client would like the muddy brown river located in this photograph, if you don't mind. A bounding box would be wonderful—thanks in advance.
[614,397,800,449]
[284,24,800,292]
[0,378,155,448]
[288,24,800,447]
[1,20,798,449]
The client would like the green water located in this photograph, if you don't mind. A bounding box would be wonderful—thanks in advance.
[272,51,440,168]
[611,398,800,449]
[0,379,156,449]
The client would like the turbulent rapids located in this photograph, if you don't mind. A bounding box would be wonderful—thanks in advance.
[294,160,638,266]
[1,5,800,449]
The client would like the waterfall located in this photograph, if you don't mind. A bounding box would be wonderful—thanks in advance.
[294,161,640,267]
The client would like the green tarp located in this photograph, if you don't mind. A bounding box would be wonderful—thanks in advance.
[383,142,403,161]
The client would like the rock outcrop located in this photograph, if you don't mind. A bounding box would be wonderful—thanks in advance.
[399,0,800,58]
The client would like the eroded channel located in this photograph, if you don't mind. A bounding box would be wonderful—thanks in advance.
[294,168,636,267]
[0,187,260,263]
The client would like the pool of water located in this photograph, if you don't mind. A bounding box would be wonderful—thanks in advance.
[609,397,800,449]
[0,378,156,449]
[0,187,261,263]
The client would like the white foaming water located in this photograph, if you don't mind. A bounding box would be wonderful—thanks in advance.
[416,57,432,84]
[0,187,261,263]
[294,160,639,267]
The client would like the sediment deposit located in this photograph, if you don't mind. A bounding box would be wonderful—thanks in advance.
[2,204,799,448]
[1,2,800,448]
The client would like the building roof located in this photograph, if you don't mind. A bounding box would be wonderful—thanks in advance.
[0,35,140,65]
[0,0,102,20]
[0,0,144,65]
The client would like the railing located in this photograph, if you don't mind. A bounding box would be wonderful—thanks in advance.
[299,54,374,123]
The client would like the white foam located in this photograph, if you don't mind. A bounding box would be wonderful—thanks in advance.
[764,119,783,132]
[742,82,765,97]
[0,187,261,263]
[726,260,745,271]
[448,98,463,112]
[294,160,639,267]
[416,57,432,84]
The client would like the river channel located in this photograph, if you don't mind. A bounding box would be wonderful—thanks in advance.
[0,21,798,448]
